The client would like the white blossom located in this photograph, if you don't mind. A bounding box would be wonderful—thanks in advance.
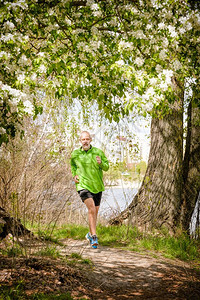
[155,64,163,73]
[109,18,118,27]
[179,27,186,35]
[159,81,169,91]
[134,30,146,39]
[91,3,99,10]
[167,25,177,38]
[48,9,54,16]
[31,73,37,81]
[17,73,26,84]
[159,49,167,60]
[173,59,182,71]
[79,53,85,60]
[195,12,200,24]
[7,1,28,11]
[162,38,169,48]
[158,22,165,29]
[77,41,86,49]
[185,22,192,31]
[12,97,20,105]
[91,26,99,36]
[90,40,101,50]
[86,0,94,5]
[93,10,102,17]
[160,69,173,85]
[134,57,144,67]
[149,77,158,86]
[179,16,188,24]
[18,54,28,65]
[1,33,14,42]
[4,21,15,29]
[143,87,155,100]
[23,100,34,115]
[119,41,133,50]
[143,102,154,111]
[71,62,77,68]
[65,18,71,26]
[0,51,10,58]
[23,35,29,42]
[38,64,46,74]
[100,65,106,72]
[115,60,124,67]
[2,84,27,100]
[0,127,6,134]
[38,52,45,57]
[146,24,152,30]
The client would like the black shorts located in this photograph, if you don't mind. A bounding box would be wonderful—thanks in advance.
[78,189,102,206]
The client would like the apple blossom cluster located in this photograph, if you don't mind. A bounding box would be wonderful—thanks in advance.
[4,0,28,10]
[1,82,34,115]
[0,0,199,143]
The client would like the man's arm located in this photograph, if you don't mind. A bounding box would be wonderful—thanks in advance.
[98,151,109,171]
[70,155,77,177]
[70,156,80,183]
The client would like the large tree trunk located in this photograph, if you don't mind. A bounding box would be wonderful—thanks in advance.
[180,100,200,232]
[110,99,183,232]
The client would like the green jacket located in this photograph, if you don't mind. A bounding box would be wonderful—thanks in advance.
[70,146,109,194]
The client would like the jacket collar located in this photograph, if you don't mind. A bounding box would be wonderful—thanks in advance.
[80,145,92,152]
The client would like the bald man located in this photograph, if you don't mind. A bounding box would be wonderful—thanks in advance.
[70,131,109,248]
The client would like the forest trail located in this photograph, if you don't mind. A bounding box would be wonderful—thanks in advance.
[59,238,200,300]
[1,237,200,299]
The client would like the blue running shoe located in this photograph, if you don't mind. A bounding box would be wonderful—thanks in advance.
[91,235,98,249]
[85,232,92,244]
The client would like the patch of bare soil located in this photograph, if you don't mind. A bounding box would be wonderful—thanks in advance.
[0,253,92,299]
[59,239,200,300]
[0,238,200,299]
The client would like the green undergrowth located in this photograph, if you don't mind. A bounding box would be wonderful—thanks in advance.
[0,284,76,300]
[26,222,88,244]
[37,223,200,262]
[99,225,200,262]
[66,252,93,266]
[23,222,200,262]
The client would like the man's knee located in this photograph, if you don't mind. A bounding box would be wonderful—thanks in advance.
[88,206,96,216]
[84,198,95,211]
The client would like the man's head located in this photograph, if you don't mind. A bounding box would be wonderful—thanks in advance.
[80,131,92,151]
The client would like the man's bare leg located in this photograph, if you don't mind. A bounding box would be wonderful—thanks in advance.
[84,198,98,236]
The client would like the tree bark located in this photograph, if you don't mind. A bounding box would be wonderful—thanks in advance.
[0,207,33,240]
[110,99,183,232]
[180,100,200,231]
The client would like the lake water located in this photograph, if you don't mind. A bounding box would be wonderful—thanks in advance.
[100,187,138,217]
[101,188,200,236]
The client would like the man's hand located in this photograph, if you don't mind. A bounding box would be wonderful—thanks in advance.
[74,175,79,183]
[96,156,101,164]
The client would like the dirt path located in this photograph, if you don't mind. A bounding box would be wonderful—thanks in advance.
[0,237,199,299]
[59,238,200,300]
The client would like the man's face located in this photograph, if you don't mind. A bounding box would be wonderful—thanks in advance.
[80,132,92,150]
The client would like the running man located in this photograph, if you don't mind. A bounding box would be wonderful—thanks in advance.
[70,131,109,248]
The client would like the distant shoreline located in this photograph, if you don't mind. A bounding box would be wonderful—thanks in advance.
[105,181,141,189]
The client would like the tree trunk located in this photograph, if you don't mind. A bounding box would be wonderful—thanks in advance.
[0,206,33,240]
[180,100,200,232]
[110,99,183,232]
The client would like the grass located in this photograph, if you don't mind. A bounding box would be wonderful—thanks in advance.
[1,223,199,299]
[34,245,61,258]
[4,222,199,263]
[26,223,88,244]
[66,252,93,266]
[0,284,75,300]
[41,223,200,262]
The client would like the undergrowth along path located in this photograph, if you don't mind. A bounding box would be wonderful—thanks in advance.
[59,238,200,300]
